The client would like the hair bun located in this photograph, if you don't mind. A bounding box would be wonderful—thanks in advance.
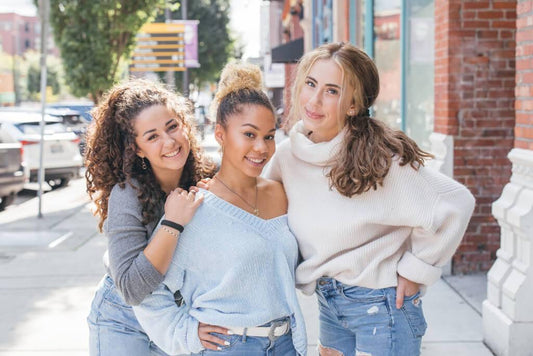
[217,62,263,97]
[210,62,264,117]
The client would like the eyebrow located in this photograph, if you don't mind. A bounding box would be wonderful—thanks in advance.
[142,119,176,137]
[242,123,276,132]
[306,75,342,89]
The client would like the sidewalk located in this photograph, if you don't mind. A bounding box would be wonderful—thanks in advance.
[0,178,494,356]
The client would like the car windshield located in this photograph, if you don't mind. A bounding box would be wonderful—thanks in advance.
[15,122,69,135]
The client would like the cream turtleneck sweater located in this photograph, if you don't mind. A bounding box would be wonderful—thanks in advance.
[265,122,475,295]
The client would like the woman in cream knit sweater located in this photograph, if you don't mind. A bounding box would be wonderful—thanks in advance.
[265,42,475,356]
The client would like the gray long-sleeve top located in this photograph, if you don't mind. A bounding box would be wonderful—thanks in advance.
[103,182,164,305]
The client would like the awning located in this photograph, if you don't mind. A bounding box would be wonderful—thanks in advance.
[271,38,304,63]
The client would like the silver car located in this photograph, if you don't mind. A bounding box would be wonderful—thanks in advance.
[0,111,83,188]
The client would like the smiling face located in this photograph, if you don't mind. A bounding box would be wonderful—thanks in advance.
[298,58,353,143]
[215,104,276,178]
[134,104,190,185]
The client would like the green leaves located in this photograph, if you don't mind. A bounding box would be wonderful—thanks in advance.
[48,0,166,103]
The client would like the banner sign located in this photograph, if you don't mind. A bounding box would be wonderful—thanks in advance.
[130,20,199,72]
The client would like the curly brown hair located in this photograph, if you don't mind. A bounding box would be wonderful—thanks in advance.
[289,42,433,197]
[85,79,216,231]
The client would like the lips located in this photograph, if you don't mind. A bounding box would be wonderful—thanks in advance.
[304,108,323,120]
[163,147,181,158]
[245,156,267,166]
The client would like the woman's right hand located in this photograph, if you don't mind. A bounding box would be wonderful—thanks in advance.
[198,322,230,350]
[163,188,204,226]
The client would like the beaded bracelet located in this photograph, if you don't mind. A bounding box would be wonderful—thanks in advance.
[161,226,180,238]
[161,219,184,233]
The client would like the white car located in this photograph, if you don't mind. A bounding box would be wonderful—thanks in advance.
[0,111,83,188]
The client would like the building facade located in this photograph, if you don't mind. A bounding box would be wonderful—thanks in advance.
[266,0,533,354]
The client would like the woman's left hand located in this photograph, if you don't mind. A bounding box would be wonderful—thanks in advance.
[192,177,212,191]
[396,275,420,309]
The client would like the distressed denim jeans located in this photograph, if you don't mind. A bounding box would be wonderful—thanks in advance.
[316,277,427,356]
[87,275,169,356]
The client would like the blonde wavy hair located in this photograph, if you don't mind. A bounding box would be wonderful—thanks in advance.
[85,79,216,231]
[210,61,274,127]
[289,42,433,197]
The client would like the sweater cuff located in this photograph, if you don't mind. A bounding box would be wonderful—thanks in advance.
[137,252,164,288]
[397,251,442,286]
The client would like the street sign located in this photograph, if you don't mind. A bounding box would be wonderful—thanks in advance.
[130,21,199,72]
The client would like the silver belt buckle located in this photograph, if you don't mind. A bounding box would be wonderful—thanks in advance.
[267,319,288,342]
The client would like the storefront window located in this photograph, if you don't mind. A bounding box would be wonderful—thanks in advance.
[313,0,334,46]
[405,0,434,150]
[373,0,402,130]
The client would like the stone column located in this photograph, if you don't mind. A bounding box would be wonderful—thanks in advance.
[483,148,533,355]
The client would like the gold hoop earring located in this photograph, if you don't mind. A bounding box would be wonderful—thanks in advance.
[141,157,147,170]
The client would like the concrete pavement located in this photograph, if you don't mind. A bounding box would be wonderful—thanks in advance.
[0,141,495,355]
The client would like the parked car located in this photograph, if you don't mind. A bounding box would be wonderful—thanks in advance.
[1,107,91,155]
[0,111,83,188]
[45,108,91,155]
[0,123,26,210]
[47,101,94,122]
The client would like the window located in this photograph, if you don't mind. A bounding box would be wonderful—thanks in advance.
[373,0,402,130]
[404,0,434,150]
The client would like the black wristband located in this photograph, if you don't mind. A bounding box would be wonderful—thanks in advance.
[161,219,184,233]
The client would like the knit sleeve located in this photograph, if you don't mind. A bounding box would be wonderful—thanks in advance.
[397,169,476,286]
[133,268,204,355]
[106,183,164,305]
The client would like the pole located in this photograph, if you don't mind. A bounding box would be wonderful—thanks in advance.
[182,0,188,97]
[165,2,175,88]
[37,0,49,218]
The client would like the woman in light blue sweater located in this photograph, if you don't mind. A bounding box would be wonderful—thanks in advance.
[133,62,307,355]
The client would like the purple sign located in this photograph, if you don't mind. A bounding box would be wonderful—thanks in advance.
[183,20,200,68]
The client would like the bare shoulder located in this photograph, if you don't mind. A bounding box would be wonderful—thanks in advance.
[258,177,288,216]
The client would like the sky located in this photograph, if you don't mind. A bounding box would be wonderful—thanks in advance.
[229,0,261,59]
[0,0,36,16]
[0,0,261,59]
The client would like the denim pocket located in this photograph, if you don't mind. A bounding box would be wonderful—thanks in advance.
[400,291,427,338]
[206,332,240,351]
[340,284,387,303]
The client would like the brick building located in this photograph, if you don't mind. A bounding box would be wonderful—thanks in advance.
[265,0,533,354]
[0,12,40,55]
[0,11,59,105]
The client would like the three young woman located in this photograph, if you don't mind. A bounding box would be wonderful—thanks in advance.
[133,62,307,355]
[87,41,475,356]
[85,79,216,355]
[264,42,475,356]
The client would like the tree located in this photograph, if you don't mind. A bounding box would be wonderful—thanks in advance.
[158,0,238,90]
[25,51,62,100]
[46,0,165,103]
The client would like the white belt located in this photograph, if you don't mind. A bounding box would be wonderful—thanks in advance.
[227,320,290,338]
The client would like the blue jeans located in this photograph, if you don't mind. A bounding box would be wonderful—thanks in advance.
[191,326,296,355]
[87,275,169,356]
[316,277,427,356]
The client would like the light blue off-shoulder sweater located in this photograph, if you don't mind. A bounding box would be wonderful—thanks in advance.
[133,189,307,355]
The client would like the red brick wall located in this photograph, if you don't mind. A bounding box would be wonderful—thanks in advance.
[434,0,516,273]
[516,0,533,148]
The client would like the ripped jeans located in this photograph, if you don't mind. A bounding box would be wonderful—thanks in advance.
[316,277,426,356]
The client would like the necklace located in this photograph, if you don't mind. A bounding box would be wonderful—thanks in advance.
[214,175,259,216]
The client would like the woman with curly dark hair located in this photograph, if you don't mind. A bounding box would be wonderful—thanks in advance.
[85,79,216,356]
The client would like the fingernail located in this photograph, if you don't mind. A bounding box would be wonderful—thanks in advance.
[227,330,233,335]
[224,341,230,346]
[217,347,222,351]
